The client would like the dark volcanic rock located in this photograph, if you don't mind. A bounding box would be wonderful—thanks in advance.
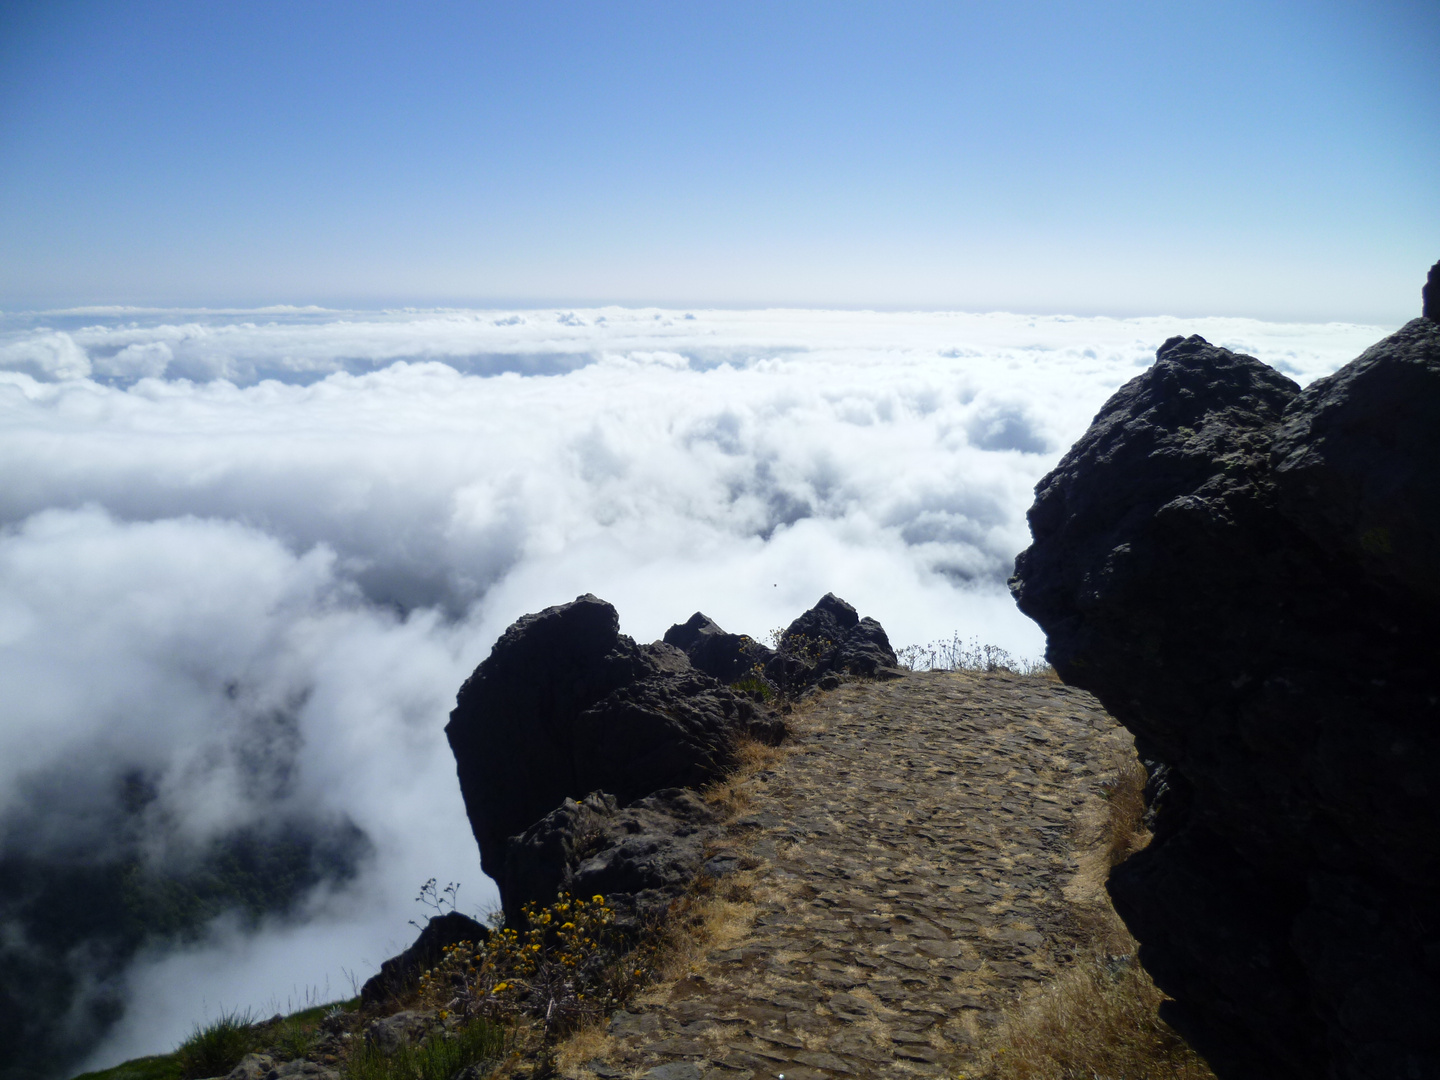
[360,911,489,1007]
[1010,310,1440,1080]
[446,594,752,888]
[766,593,902,688]
[663,612,774,683]
[500,788,717,925]
[1425,258,1439,321]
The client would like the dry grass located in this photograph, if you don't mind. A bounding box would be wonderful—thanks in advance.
[970,945,1215,1080]
[968,745,1216,1080]
[704,734,786,817]
[1102,752,1151,869]
[639,872,758,989]
[551,1022,622,1077]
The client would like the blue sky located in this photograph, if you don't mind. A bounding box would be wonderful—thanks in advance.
[1,0,1436,319]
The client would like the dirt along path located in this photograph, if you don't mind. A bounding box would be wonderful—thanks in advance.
[565,669,1136,1080]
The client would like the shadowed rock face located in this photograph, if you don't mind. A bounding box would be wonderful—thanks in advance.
[445,594,752,887]
[499,788,717,927]
[1010,310,1440,1079]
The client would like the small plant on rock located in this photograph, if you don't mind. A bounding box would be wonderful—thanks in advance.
[409,878,461,930]
[729,663,774,701]
[270,1016,316,1059]
[762,629,835,698]
[175,1008,258,1079]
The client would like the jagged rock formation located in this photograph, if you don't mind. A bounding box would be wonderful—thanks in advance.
[663,612,773,683]
[1010,291,1440,1079]
[663,593,902,694]
[772,591,902,682]
[1424,258,1439,321]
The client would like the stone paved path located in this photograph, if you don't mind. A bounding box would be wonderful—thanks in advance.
[575,670,1132,1080]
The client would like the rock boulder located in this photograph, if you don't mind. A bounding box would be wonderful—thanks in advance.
[1010,301,1440,1079]
[446,595,752,886]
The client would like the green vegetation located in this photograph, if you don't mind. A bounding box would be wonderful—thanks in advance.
[759,627,837,698]
[175,1009,257,1079]
[66,999,361,1080]
[728,672,773,700]
[270,1015,317,1060]
[345,1019,505,1080]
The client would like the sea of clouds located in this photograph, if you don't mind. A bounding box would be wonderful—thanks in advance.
[0,305,1391,1068]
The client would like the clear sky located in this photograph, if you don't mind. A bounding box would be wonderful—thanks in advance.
[1,0,1437,320]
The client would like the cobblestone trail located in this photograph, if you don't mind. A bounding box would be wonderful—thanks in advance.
[578,670,1133,1080]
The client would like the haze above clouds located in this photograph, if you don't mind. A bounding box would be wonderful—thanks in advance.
[0,306,1392,1065]
[1,2,1437,319]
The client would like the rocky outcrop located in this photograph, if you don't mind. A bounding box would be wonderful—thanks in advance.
[1424,258,1439,321]
[445,594,754,884]
[442,592,900,938]
[1010,297,1440,1079]
[360,911,489,1007]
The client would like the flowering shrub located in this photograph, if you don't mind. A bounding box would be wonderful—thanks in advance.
[416,893,656,1037]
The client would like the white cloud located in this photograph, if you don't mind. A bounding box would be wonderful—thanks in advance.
[0,507,495,1069]
[93,341,173,379]
[0,330,91,380]
[0,305,1388,1069]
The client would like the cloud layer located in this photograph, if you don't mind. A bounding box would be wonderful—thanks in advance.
[0,306,1388,1068]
